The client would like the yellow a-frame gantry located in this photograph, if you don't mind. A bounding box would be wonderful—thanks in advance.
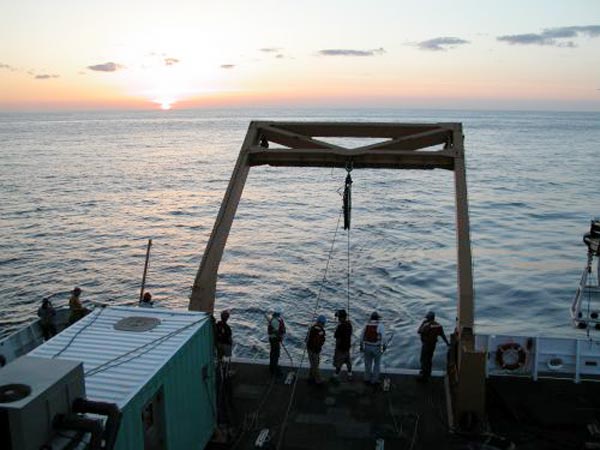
[189,121,486,428]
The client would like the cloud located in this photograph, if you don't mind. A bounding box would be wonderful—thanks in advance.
[164,57,179,66]
[87,62,123,72]
[318,47,385,57]
[497,25,600,47]
[415,37,469,51]
[220,64,235,69]
[497,33,552,46]
[0,63,16,71]
[543,25,600,38]
[260,48,287,59]
[34,74,59,79]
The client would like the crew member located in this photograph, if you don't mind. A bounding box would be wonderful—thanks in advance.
[268,309,286,376]
[140,291,154,307]
[360,311,385,385]
[215,310,233,362]
[417,311,449,382]
[68,287,89,325]
[306,315,327,384]
[37,298,57,340]
[332,309,353,381]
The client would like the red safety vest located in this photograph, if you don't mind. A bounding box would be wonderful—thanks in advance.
[364,323,380,343]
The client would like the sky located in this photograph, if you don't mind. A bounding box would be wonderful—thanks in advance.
[1,0,599,111]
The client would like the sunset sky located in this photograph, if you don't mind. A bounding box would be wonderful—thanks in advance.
[1,0,599,111]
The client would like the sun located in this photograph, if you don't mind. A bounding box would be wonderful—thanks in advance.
[159,101,172,110]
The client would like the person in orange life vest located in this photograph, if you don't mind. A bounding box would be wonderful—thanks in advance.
[332,309,353,381]
[68,287,89,325]
[215,310,233,361]
[417,311,449,382]
[268,309,286,376]
[306,315,327,384]
[360,311,385,385]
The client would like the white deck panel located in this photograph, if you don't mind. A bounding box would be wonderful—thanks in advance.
[29,306,209,407]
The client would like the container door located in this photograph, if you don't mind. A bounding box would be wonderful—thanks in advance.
[142,387,166,450]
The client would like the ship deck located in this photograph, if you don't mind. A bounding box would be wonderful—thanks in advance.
[208,360,600,450]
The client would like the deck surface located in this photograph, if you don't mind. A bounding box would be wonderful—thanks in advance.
[487,376,600,450]
[207,361,600,450]
[212,360,452,450]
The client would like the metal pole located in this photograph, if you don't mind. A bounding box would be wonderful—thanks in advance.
[139,239,152,302]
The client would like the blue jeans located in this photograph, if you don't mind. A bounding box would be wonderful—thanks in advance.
[364,344,382,383]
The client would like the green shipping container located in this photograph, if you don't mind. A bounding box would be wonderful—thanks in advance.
[32,306,216,450]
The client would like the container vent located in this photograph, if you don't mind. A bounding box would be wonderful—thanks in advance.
[114,316,161,332]
[0,384,31,403]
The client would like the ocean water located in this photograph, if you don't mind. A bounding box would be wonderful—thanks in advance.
[1,108,598,371]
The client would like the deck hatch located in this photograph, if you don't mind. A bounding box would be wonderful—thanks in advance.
[113,316,161,332]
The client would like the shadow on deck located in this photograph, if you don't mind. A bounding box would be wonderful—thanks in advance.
[487,376,600,450]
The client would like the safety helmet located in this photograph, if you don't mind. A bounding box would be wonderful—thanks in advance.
[425,311,435,320]
[221,310,230,320]
[370,311,380,320]
[317,315,327,325]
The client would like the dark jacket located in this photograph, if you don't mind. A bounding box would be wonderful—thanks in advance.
[216,320,232,345]
[418,320,449,346]
[334,321,352,351]
[37,301,56,323]
[307,324,326,353]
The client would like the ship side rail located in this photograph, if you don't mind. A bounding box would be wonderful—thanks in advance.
[476,333,600,383]
[0,308,71,366]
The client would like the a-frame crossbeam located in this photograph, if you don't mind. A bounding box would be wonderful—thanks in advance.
[249,122,456,170]
[248,147,455,170]
[271,122,444,138]
[260,125,345,150]
[352,127,451,151]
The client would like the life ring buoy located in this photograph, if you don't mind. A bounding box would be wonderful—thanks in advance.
[495,342,527,371]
